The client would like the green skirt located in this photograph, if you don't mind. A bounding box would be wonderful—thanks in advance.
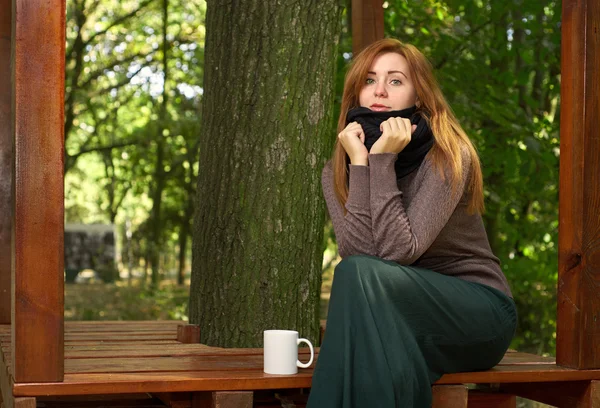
[307,255,517,408]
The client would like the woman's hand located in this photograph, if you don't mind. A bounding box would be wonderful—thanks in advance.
[370,117,417,154]
[338,122,368,166]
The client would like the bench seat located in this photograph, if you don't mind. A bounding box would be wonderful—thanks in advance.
[2,321,600,408]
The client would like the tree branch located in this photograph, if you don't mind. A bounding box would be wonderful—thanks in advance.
[83,0,156,47]
[87,63,148,98]
[69,140,148,161]
[78,50,156,89]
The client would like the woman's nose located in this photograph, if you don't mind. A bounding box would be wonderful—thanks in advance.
[375,83,387,97]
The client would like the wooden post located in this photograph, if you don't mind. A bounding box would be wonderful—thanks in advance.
[11,0,65,381]
[0,0,12,325]
[177,324,201,343]
[351,0,384,56]
[557,0,600,369]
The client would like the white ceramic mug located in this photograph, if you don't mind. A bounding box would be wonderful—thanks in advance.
[263,330,315,375]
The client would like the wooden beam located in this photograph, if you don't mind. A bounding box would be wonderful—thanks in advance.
[502,381,599,408]
[557,0,600,369]
[351,0,384,56]
[11,0,65,381]
[0,0,12,325]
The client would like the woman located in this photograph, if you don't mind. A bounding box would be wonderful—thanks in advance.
[307,39,516,408]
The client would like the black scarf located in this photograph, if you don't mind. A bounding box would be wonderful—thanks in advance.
[346,106,434,179]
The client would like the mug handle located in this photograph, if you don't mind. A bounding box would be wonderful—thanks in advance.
[296,338,314,369]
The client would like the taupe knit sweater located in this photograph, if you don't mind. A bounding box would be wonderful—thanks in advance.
[322,151,513,298]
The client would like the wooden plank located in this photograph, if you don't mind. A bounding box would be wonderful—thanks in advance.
[11,0,65,382]
[10,364,600,398]
[64,321,181,328]
[63,346,314,359]
[62,341,180,346]
[0,333,177,344]
[13,371,315,396]
[431,384,467,408]
[64,334,176,340]
[0,0,11,326]
[4,355,312,375]
[503,380,598,407]
[351,0,384,56]
[192,391,252,408]
[435,364,600,384]
[65,325,181,333]
[0,331,177,341]
[558,0,600,369]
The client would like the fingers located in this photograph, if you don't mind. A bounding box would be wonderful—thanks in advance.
[381,117,411,137]
[401,118,410,136]
[341,122,365,143]
[338,122,368,162]
[380,120,392,135]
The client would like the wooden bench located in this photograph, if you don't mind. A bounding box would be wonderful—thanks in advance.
[2,321,599,408]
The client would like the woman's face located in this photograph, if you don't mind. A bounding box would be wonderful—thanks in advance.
[358,52,417,112]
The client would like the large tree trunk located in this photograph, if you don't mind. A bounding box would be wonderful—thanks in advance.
[190,1,341,347]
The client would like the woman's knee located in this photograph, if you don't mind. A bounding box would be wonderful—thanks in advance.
[335,255,422,294]
[334,255,398,288]
[333,255,372,289]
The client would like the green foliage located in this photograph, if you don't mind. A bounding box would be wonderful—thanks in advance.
[65,0,206,283]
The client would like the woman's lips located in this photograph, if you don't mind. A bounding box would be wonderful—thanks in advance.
[370,104,390,111]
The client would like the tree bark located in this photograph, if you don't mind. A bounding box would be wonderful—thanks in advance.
[190,0,341,347]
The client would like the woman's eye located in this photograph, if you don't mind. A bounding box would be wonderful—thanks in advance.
[391,79,402,85]
[366,78,375,84]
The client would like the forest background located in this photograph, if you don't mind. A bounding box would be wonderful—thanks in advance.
[63,0,561,358]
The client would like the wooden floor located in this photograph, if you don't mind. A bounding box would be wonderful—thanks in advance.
[0,321,315,399]
[2,321,600,400]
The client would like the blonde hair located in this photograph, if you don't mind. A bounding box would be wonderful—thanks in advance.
[333,38,484,214]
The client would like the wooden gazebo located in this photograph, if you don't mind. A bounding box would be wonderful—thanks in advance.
[1,0,599,407]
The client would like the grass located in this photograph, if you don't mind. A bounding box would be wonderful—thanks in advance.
[65,280,189,321]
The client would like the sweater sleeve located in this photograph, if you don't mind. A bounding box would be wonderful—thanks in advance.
[368,150,470,265]
[321,161,376,258]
